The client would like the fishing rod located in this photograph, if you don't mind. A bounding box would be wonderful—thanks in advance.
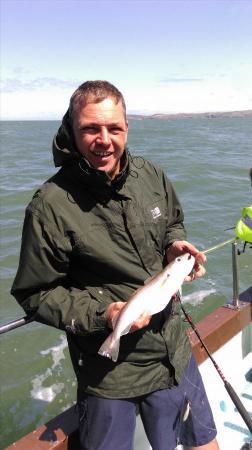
[178,294,252,433]
[190,237,252,432]
[0,315,34,335]
[202,237,236,255]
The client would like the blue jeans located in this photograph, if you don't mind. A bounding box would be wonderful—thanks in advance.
[77,356,217,450]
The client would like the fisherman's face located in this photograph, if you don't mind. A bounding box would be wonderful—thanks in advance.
[73,97,128,180]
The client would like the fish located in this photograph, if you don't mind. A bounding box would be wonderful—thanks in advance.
[98,252,195,362]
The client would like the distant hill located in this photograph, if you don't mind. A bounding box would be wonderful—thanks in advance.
[127,110,252,120]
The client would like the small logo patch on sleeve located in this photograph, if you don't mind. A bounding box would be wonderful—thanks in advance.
[151,207,162,219]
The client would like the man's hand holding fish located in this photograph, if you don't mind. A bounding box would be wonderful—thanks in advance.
[106,301,152,332]
[105,240,205,336]
[105,240,206,337]
[166,239,207,281]
[99,243,205,362]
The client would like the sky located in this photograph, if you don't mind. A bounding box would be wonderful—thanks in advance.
[1,0,252,119]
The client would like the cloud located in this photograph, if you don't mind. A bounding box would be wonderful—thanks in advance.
[1,76,81,93]
[1,90,71,119]
[160,77,204,83]
[1,77,251,119]
[124,80,252,115]
[11,67,31,76]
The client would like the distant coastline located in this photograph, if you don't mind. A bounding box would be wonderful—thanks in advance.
[127,110,252,120]
[1,110,252,121]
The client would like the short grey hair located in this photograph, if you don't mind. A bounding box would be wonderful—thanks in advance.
[69,80,127,124]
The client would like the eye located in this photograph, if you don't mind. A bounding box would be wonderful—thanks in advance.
[84,127,98,133]
[177,257,181,262]
[109,127,123,135]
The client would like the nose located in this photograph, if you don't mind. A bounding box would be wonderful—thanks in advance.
[96,127,111,146]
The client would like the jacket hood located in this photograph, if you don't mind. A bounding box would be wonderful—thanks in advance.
[52,109,129,191]
[53,109,80,167]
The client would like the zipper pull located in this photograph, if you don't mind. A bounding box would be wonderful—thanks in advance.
[78,353,84,367]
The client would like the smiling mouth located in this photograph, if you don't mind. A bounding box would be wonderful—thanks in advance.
[93,151,112,157]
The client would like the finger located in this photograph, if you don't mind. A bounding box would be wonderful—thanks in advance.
[184,263,206,282]
[184,273,195,282]
[106,302,126,328]
[130,312,151,332]
[194,264,206,279]
[195,251,207,264]
[111,310,120,330]
[137,311,151,323]
[180,242,207,263]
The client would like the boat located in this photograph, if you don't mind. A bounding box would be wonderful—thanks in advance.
[2,241,252,450]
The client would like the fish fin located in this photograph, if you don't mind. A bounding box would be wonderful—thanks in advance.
[176,286,182,300]
[98,334,120,362]
[120,323,132,337]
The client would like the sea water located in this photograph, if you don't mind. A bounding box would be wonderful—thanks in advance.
[0,118,251,448]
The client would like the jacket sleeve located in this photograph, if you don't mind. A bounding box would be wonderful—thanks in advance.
[162,172,187,247]
[11,207,109,335]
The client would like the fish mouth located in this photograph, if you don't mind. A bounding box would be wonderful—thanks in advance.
[175,253,192,263]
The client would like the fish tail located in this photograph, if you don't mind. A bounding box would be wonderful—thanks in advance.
[98,333,120,362]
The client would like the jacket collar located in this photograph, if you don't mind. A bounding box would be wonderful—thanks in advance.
[76,149,130,191]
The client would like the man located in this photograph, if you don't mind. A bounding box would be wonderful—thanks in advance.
[11,81,219,450]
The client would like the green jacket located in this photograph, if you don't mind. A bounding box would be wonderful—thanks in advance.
[11,111,191,398]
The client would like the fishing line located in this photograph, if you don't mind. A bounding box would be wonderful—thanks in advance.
[177,292,252,433]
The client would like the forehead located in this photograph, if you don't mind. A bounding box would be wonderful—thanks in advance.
[73,97,126,126]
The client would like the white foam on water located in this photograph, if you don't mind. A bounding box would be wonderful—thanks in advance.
[31,368,65,402]
[182,288,216,306]
[40,334,67,369]
[30,335,68,403]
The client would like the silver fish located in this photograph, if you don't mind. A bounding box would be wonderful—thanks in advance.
[98,253,195,362]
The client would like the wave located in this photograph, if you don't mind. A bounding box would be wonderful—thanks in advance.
[30,335,68,403]
[182,288,216,305]
[1,182,43,192]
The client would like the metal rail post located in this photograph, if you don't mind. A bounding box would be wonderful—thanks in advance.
[232,241,240,309]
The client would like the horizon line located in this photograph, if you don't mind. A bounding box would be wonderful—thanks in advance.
[1,109,252,121]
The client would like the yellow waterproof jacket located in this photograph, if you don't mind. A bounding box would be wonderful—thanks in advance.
[236,205,252,243]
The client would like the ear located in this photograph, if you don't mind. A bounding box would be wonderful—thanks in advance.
[125,121,129,139]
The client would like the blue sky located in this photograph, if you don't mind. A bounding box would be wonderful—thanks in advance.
[1,0,252,119]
